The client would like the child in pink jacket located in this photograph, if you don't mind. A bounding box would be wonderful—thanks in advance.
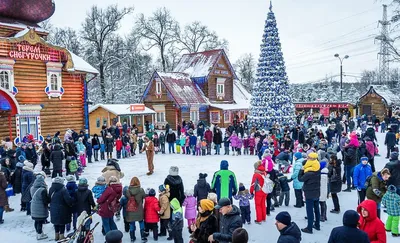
[237,135,243,155]
[228,132,239,156]
[182,189,197,228]
[249,134,256,155]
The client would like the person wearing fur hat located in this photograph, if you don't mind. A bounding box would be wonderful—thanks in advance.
[141,136,155,175]
[143,188,160,241]
[194,173,210,203]
[382,184,400,237]
[233,183,253,224]
[164,166,185,205]
[158,184,171,237]
[21,161,34,214]
[211,160,238,202]
[102,159,124,184]
[97,176,123,235]
[250,161,267,224]
[328,210,369,243]
[189,199,218,243]
[30,174,50,240]
[275,211,302,243]
[49,177,73,241]
[183,189,197,227]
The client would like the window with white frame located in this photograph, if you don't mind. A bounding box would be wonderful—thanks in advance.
[46,62,63,98]
[156,112,166,123]
[156,81,162,94]
[19,116,38,140]
[0,71,10,90]
[216,78,226,98]
[190,108,199,123]
[210,111,220,123]
[50,74,58,91]
[0,59,16,94]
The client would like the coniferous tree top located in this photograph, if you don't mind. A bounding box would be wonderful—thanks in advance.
[248,1,294,128]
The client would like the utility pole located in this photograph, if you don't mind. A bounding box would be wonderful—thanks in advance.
[375,4,391,85]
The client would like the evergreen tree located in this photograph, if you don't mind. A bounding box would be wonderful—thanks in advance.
[248,2,294,128]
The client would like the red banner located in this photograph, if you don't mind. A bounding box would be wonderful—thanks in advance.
[295,103,349,109]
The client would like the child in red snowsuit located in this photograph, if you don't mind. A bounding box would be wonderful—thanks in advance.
[115,137,123,159]
[144,188,161,241]
[250,162,267,224]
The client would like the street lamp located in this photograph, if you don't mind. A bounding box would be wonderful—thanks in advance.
[334,54,349,102]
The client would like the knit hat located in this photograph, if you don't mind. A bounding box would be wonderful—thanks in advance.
[239,183,245,192]
[343,210,360,228]
[360,157,369,163]
[232,228,248,243]
[169,166,179,176]
[35,171,46,179]
[388,184,397,193]
[53,177,64,184]
[308,152,318,160]
[105,229,123,243]
[302,153,308,159]
[66,175,76,182]
[294,152,302,160]
[390,152,399,160]
[96,176,106,185]
[18,155,26,162]
[109,176,118,183]
[148,188,156,196]
[159,184,167,192]
[79,178,88,186]
[275,211,291,226]
[199,199,215,212]
[207,192,218,203]
[220,160,229,170]
[199,173,208,179]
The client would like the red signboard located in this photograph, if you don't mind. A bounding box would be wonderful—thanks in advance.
[130,104,145,112]
[8,42,68,62]
[295,103,349,109]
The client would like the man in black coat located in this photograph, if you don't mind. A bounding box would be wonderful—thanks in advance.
[385,128,397,159]
[384,152,400,195]
[164,166,185,204]
[166,129,176,154]
[328,210,369,243]
[275,211,302,243]
[50,144,64,178]
[364,124,377,142]
[298,165,321,234]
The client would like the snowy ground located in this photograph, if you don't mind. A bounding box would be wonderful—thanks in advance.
[0,130,397,243]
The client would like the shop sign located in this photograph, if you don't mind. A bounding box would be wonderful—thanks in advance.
[9,44,51,61]
[130,104,145,112]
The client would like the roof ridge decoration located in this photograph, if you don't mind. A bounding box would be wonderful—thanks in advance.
[0,0,55,24]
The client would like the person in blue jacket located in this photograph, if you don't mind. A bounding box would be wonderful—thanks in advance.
[211,160,238,202]
[290,152,304,208]
[189,133,197,156]
[353,157,373,204]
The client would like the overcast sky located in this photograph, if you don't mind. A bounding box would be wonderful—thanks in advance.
[51,0,398,83]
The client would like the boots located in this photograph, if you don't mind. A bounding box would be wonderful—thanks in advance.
[55,233,60,241]
[140,229,148,242]
[36,233,48,240]
[4,205,14,212]
[59,234,65,240]
[130,231,136,242]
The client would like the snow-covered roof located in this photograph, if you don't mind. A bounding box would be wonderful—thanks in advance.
[0,20,49,33]
[14,28,30,38]
[89,104,156,116]
[67,50,99,74]
[209,80,251,110]
[359,85,400,106]
[156,72,208,106]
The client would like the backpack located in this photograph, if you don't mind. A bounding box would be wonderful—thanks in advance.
[126,195,139,212]
[262,175,274,194]
[69,159,79,173]
[364,175,373,189]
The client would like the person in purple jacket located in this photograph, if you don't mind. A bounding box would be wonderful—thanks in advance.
[233,183,253,224]
[243,134,250,155]
[228,132,239,156]
[237,135,243,156]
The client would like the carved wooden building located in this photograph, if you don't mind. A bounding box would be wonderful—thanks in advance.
[0,1,98,144]
[358,85,400,119]
[142,49,250,129]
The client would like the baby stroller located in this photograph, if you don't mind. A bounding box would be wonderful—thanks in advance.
[58,211,99,243]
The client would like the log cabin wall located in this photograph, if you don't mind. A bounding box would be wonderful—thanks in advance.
[207,56,234,103]
[89,108,116,136]
[359,94,387,119]
[0,115,16,140]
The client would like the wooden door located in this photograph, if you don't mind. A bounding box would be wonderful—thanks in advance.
[362,105,372,116]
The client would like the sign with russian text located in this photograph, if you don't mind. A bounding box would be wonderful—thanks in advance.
[8,42,68,62]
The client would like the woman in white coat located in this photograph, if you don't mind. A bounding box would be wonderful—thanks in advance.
[319,160,329,222]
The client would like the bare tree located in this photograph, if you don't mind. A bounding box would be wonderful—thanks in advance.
[177,21,229,53]
[81,5,133,102]
[136,7,179,72]
[48,27,82,55]
[234,53,256,92]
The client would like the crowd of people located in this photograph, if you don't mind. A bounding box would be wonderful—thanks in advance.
[0,113,399,242]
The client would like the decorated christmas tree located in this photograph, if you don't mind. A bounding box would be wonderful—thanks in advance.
[248,1,294,128]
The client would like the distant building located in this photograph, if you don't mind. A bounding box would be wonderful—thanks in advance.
[357,85,400,119]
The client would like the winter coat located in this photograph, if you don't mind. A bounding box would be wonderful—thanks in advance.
[92,137,100,150]
[166,132,176,143]
[249,137,255,147]
[190,213,218,243]
[381,188,400,216]
[262,156,274,172]
[125,186,145,222]
[384,159,400,187]
[25,147,37,164]
[328,161,342,194]
[115,139,123,151]
[277,222,302,243]
[11,166,23,194]
[169,198,184,232]
[144,196,160,223]
[164,175,185,204]
[213,131,222,145]
[328,210,370,243]
[22,167,34,194]
[105,136,114,153]
[357,200,386,243]
[242,138,249,148]
[278,174,291,192]
[75,141,85,153]
[291,159,304,190]
[50,145,64,171]
[0,172,7,207]
[365,141,376,159]
[326,128,336,143]
[366,172,387,203]
[102,166,124,184]
[30,177,49,220]
[298,170,321,199]
[212,205,242,243]
[320,167,329,201]
[75,184,95,215]
[159,134,166,145]
[194,178,210,203]
[211,166,238,201]
[66,181,78,213]
[250,166,267,196]
[189,135,197,146]
[385,131,396,147]
[228,135,239,148]
[344,145,357,166]
[233,192,253,207]
[353,163,373,189]
[92,184,106,199]
[236,139,242,149]
[202,130,212,143]
[49,182,73,225]
[97,183,122,218]
[159,191,171,220]
[276,151,290,161]
[182,195,197,220]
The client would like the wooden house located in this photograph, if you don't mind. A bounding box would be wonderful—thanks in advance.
[0,2,98,144]
[89,104,156,135]
[142,49,250,129]
[357,85,400,119]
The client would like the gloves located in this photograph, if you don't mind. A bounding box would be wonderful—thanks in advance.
[373,188,381,197]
